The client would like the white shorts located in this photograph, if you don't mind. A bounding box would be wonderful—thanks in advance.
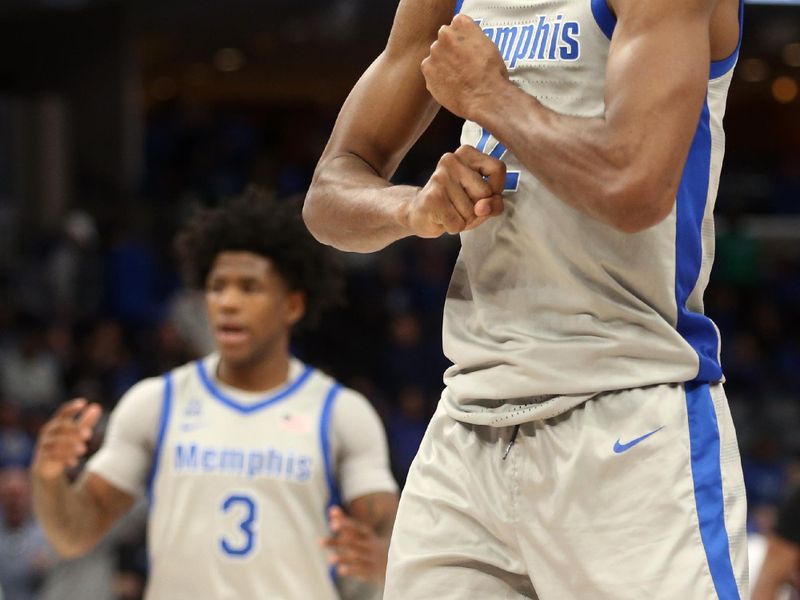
[384,382,748,599]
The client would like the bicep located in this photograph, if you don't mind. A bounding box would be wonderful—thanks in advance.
[332,390,397,504]
[86,377,162,497]
[319,0,457,178]
[604,0,713,175]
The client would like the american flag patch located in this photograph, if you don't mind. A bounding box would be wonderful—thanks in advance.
[279,413,312,434]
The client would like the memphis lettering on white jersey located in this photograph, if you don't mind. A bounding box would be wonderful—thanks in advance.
[147,357,346,600]
[442,0,743,425]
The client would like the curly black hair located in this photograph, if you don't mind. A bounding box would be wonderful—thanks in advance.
[175,187,343,328]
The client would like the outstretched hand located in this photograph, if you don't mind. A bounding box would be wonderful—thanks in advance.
[422,14,509,121]
[32,399,103,481]
[322,505,388,584]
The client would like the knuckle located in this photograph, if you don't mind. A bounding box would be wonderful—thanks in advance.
[439,152,455,166]
[456,144,475,156]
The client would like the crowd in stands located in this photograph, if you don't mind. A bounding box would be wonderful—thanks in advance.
[0,102,797,598]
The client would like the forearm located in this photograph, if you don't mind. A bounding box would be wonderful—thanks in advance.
[752,537,800,600]
[476,82,676,233]
[481,88,628,225]
[32,474,106,558]
[425,6,711,233]
[304,154,419,253]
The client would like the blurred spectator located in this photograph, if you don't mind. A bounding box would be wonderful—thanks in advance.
[0,326,62,414]
[74,320,142,408]
[39,500,148,600]
[45,210,103,324]
[0,467,52,600]
[167,289,214,358]
[381,312,441,397]
[745,437,790,510]
[0,404,34,469]
[387,387,432,486]
[103,227,164,328]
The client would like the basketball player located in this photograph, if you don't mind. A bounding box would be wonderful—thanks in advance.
[304,0,747,597]
[31,192,399,599]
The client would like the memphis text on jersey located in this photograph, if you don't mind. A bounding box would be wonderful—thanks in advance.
[478,14,581,68]
[173,442,313,483]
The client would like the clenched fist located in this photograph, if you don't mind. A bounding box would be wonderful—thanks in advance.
[421,14,509,121]
[402,144,506,237]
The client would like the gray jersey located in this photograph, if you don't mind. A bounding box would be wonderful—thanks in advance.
[442,0,741,424]
[88,355,396,600]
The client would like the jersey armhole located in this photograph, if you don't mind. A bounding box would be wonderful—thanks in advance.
[145,372,173,502]
[591,0,616,41]
[710,0,744,79]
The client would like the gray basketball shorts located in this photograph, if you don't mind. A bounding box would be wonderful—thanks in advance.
[384,382,748,599]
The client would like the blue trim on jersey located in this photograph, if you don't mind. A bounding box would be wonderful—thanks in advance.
[590,0,616,40]
[710,0,744,79]
[475,128,492,153]
[454,0,464,16]
[685,382,740,599]
[320,383,343,509]
[146,373,173,502]
[196,360,315,414]
[674,101,723,383]
[320,383,343,582]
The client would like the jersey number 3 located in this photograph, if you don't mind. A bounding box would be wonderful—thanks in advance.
[476,128,520,193]
[220,493,258,557]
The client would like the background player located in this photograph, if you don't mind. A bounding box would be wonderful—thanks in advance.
[31,190,398,599]
[304,0,746,597]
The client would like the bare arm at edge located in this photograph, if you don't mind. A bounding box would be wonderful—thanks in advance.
[31,400,136,558]
[424,0,727,233]
[751,535,800,600]
[324,492,399,583]
[304,0,506,252]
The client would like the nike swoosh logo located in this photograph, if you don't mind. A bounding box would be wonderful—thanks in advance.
[613,427,664,454]
[180,423,207,432]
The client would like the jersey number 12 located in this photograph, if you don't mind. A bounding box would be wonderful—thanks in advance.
[476,128,520,193]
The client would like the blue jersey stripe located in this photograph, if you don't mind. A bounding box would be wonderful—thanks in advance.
[320,383,342,510]
[146,373,173,502]
[685,382,740,599]
[454,0,464,16]
[674,101,722,383]
[320,383,342,583]
[590,0,616,40]
[196,360,315,414]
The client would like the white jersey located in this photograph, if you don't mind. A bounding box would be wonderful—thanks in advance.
[88,355,397,600]
[442,0,742,425]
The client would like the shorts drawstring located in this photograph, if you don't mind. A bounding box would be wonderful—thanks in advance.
[502,424,521,461]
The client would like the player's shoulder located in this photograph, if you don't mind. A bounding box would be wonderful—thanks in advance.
[119,375,167,405]
[118,358,199,405]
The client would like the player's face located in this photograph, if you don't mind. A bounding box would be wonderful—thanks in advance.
[205,251,304,366]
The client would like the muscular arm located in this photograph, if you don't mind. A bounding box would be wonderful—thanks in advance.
[326,492,399,583]
[305,0,505,251]
[33,471,135,558]
[322,389,399,582]
[751,535,800,600]
[304,0,448,251]
[348,491,398,543]
[426,0,728,233]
